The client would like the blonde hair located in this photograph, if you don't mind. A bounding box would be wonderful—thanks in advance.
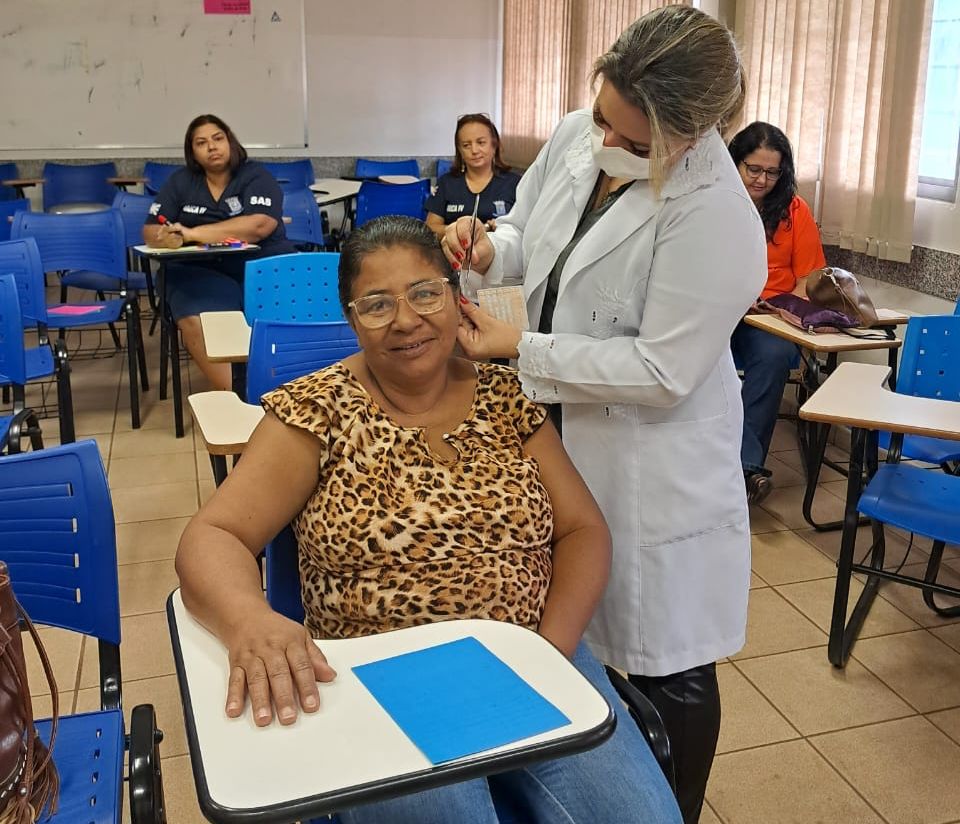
[593,4,745,192]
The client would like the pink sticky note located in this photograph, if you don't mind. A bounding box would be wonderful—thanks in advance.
[48,305,105,316]
[204,0,251,13]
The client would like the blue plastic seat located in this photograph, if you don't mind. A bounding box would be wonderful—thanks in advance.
[355,158,420,179]
[142,161,181,196]
[0,161,18,200]
[245,318,357,405]
[0,440,166,823]
[42,162,117,213]
[263,159,315,192]
[878,316,960,470]
[110,192,157,309]
[282,188,327,249]
[0,272,45,453]
[0,269,74,443]
[10,213,149,425]
[0,197,30,242]
[355,179,430,226]
[244,251,343,324]
[436,158,454,178]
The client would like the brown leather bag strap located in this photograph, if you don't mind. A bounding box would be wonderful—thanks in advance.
[14,603,58,773]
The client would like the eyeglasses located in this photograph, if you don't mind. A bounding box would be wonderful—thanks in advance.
[348,279,452,329]
[741,162,782,181]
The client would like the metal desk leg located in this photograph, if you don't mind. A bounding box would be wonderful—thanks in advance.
[209,455,228,487]
[231,362,247,401]
[828,428,882,667]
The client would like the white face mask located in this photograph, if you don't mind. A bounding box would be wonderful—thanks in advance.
[590,122,651,180]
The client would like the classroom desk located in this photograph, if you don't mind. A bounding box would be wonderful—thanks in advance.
[199,309,250,404]
[189,391,263,485]
[107,175,147,191]
[167,590,615,823]
[133,244,259,438]
[309,178,363,206]
[1,177,43,197]
[798,362,960,666]
[743,309,907,531]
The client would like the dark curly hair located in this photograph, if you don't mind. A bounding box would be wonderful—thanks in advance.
[728,121,797,241]
[338,216,456,314]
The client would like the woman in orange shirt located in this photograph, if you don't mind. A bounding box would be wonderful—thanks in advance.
[728,122,826,503]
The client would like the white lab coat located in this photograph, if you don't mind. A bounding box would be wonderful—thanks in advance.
[481,110,767,675]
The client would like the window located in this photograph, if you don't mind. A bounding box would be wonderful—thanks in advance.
[918,0,960,202]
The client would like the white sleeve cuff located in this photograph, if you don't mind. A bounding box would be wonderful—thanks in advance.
[517,332,561,403]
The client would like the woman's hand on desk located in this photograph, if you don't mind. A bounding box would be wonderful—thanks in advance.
[457,297,521,360]
[149,222,184,249]
[223,607,337,727]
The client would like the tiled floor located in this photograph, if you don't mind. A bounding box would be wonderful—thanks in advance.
[13,281,960,823]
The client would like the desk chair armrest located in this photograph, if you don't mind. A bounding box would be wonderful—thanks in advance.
[604,665,676,795]
[128,703,166,824]
[188,391,264,455]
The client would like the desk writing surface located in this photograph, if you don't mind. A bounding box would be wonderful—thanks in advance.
[168,590,612,820]
[199,311,250,363]
[378,174,421,185]
[309,178,362,205]
[799,362,960,440]
[134,243,259,257]
[743,313,903,352]
[1,177,43,187]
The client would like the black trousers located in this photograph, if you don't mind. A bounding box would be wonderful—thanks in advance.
[629,662,721,824]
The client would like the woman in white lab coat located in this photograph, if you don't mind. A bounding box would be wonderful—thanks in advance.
[446,7,767,822]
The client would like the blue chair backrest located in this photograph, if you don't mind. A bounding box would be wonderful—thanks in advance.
[355,179,430,227]
[0,199,30,243]
[12,209,126,278]
[42,161,118,211]
[112,191,154,248]
[246,319,359,403]
[0,440,121,643]
[142,161,181,196]
[0,237,48,326]
[436,158,453,178]
[0,163,18,201]
[0,273,27,385]
[896,315,960,402]
[355,158,420,179]
[265,525,305,623]
[262,160,315,192]
[282,188,325,247]
[244,252,342,324]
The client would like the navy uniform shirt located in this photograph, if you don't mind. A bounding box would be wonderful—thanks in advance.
[145,161,295,256]
[425,170,521,225]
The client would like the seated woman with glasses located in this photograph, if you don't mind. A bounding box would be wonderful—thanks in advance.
[175,216,681,824]
[728,121,826,503]
[426,114,521,237]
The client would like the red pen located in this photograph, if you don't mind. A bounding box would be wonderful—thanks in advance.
[157,215,181,232]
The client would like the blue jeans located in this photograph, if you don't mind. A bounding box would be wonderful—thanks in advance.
[730,320,799,475]
[337,643,682,824]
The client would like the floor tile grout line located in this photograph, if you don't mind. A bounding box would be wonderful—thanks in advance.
[802,735,896,824]
[726,658,805,740]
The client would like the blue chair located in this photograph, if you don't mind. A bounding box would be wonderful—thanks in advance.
[0,198,30,242]
[878,316,960,471]
[0,266,74,443]
[244,252,343,324]
[4,218,147,429]
[0,440,166,823]
[245,319,357,405]
[436,158,454,178]
[355,158,420,179]
[142,161,181,196]
[0,273,45,453]
[41,162,117,213]
[282,188,327,249]
[263,159,315,192]
[111,191,158,315]
[0,162,19,201]
[355,180,430,227]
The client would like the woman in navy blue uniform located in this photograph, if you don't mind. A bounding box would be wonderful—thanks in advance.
[143,114,295,390]
[426,114,520,238]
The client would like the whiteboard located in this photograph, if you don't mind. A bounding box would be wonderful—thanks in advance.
[0,0,306,150]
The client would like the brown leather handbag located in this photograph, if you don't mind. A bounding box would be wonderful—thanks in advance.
[805,267,879,327]
[0,562,59,824]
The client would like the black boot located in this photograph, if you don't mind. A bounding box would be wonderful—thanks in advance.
[628,662,721,824]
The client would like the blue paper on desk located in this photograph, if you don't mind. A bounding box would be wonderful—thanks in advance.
[352,636,571,764]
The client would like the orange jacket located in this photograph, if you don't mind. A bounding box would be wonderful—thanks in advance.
[762,195,826,299]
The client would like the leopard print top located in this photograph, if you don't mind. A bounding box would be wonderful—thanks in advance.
[261,361,553,640]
